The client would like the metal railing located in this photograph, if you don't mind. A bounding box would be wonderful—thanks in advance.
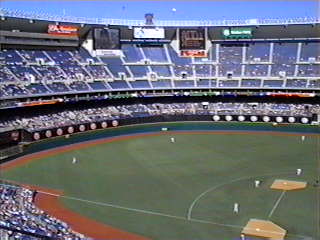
[1,8,319,27]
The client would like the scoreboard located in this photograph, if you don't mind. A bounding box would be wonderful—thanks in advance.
[179,28,205,50]
[93,28,120,50]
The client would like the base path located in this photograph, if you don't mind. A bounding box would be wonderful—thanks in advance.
[1,130,317,239]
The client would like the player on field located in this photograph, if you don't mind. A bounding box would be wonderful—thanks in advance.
[254,180,261,188]
[233,202,239,214]
[72,157,77,164]
[296,168,302,175]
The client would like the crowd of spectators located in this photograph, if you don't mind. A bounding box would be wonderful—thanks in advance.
[0,183,84,239]
[0,102,319,131]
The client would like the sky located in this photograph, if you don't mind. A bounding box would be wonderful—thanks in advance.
[1,0,319,21]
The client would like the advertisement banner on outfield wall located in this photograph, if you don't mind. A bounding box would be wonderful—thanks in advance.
[25,115,313,143]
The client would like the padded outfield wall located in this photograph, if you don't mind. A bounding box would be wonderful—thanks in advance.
[1,120,319,166]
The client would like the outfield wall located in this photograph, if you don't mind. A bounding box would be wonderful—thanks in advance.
[1,120,319,165]
[24,114,315,142]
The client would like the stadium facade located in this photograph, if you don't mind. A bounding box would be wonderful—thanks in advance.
[0,8,320,152]
[0,8,320,239]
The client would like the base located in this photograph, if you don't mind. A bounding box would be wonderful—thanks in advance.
[270,179,307,191]
[241,219,286,240]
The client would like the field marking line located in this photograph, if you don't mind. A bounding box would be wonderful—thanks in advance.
[30,193,314,238]
[56,194,244,230]
[268,190,286,219]
[44,194,315,238]
[0,179,311,238]
[187,171,294,220]
[36,190,61,197]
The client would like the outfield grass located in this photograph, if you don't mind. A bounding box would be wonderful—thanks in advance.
[2,130,319,240]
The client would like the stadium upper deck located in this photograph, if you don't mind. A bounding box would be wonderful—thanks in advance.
[0,8,319,101]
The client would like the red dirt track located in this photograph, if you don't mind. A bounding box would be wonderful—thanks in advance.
[1,130,318,239]
[35,192,150,240]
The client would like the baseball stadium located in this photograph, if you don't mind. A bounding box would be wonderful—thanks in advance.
[0,1,319,240]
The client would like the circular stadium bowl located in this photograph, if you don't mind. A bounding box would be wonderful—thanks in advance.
[301,117,309,124]
[212,115,220,121]
[79,125,86,132]
[276,116,283,123]
[67,126,74,134]
[288,117,296,123]
[112,120,119,127]
[262,116,270,122]
[45,130,52,138]
[238,115,245,122]
[225,115,233,121]
[101,121,108,128]
[90,123,97,130]
[250,116,258,122]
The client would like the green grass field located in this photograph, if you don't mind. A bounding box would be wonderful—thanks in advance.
[2,130,320,240]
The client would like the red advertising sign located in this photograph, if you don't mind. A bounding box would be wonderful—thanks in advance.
[48,24,79,36]
[180,50,207,58]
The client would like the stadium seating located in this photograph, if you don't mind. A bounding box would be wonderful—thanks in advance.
[219,44,243,77]
[167,46,193,77]
[0,184,83,239]
[150,66,172,77]
[142,46,168,62]
[271,43,297,77]
[246,43,270,62]
[300,42,320,62]
[1,102,317,131]
[1,39,319,99]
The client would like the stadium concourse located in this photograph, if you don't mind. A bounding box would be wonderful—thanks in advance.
[0,7,319,240]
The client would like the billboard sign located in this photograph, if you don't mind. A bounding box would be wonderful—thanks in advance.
[222,28,253,39]
[48,24,79,36]
[133,27,165,39]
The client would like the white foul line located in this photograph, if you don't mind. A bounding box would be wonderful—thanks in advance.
[0,179,310,238]
[268,191,286,219]
[58,194,243,230]
[41,190,309,238]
